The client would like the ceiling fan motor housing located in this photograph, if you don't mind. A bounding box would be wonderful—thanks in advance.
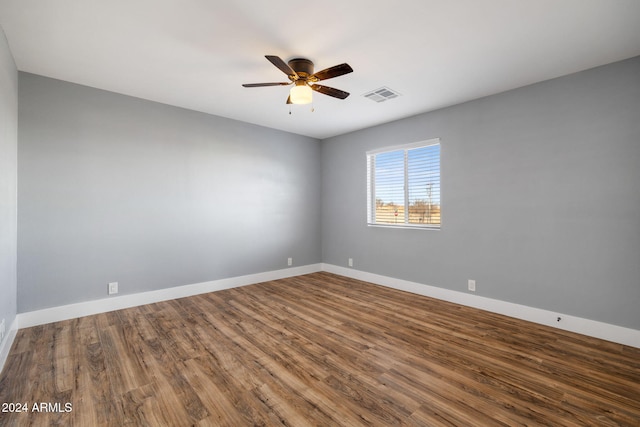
[288,58,314,79]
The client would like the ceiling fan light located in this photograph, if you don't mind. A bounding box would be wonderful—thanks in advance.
[290,84,312,104]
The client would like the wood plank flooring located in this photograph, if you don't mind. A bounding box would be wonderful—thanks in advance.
[1,272,639,426]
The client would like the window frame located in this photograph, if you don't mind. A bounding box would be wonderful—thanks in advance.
[366,138,441,230]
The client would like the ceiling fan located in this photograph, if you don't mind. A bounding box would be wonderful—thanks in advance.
[242,55,353,105]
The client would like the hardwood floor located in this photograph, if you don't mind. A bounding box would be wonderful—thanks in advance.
[1,272,639,426]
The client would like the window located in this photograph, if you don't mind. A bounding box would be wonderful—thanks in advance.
[367,139,440,229]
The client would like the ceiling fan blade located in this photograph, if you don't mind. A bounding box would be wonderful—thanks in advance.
[311,84,350,99]
[242,82,291,87]
[311,63,353,81]
[265,55,298,79]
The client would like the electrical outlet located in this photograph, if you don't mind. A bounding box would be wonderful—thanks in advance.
[108,282,118,295]
[468,279,476,292]
[287,257,292,266]
[348,258,353,267]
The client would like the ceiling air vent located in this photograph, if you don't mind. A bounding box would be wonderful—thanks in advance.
[363,86,401,103]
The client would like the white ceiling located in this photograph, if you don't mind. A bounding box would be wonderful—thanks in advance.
[1,0,639,139]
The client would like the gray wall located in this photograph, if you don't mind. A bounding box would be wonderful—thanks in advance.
[0,27,17,342]
[322,56,640,330]
[18,73,321,312]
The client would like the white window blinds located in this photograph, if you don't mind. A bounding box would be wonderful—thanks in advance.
[367,139,441,228]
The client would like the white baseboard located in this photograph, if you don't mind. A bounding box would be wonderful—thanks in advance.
[17,264,323,329]
[0,317,18,375]
[12,262,640,350]
[321,263,640,349]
